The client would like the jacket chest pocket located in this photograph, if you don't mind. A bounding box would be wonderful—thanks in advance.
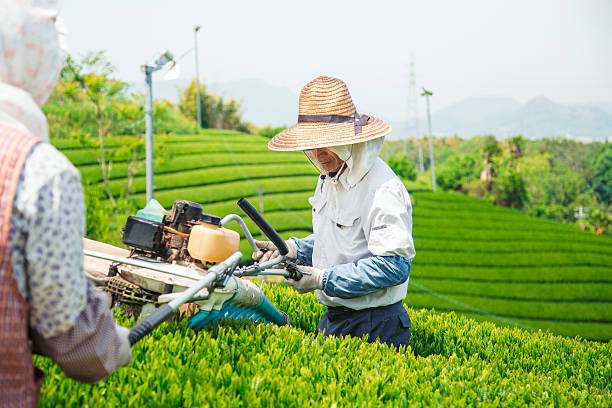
[327,209,363,251]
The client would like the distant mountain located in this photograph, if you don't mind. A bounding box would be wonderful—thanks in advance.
[428,96,521,137]
[390,95,612,141]
[127,77,612,141]
[496,96,612,140]
[591,101,612,116]
[209,79,298,127]
[128,78,297,127]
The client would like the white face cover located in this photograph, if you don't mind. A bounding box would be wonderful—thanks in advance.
[0,0,66,105]
[304,136,385,188]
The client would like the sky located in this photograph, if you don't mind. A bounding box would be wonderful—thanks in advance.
[58,0,612,122]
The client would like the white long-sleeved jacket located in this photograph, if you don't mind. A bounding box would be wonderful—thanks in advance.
[304,139,416,309]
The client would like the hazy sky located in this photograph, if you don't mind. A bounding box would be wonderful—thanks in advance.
[59,0,612,121]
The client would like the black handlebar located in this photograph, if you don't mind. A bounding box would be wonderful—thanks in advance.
[237,198,288,256]
[128,304,173,346]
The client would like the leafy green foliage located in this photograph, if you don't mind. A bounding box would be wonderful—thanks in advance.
[35,285,611,407]
[257,124,287,139]
[178,79,252,133]
[386,153,417,181]
[385,135,611,235]
[591,144,612,205]
[435,154,478,190]
[492,167,528,208]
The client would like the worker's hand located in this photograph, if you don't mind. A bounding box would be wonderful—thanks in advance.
[285,265,324,294]
[115,325,132,367]
[252,239,297,262]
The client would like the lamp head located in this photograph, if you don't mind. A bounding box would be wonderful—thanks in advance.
[155,50,174,68]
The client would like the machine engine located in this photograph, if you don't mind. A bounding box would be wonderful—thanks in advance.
[108,199,239,315]
[121,199,238,267]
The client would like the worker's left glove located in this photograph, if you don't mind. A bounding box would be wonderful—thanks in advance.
[115,325,132,367]
[285,265,324,294]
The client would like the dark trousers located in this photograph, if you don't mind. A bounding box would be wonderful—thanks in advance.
[316,301,411,350]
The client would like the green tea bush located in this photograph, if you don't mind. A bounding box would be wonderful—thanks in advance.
[36,284,611,407]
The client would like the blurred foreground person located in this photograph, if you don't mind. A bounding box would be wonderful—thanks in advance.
[253,76,415,349]
[0,1,130,406]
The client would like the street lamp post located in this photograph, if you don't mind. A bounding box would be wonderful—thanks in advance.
[141,50,175,203]
[421,87,436,192]
[194,25,202,129]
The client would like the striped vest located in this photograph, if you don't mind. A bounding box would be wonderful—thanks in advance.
[0,125,41,408]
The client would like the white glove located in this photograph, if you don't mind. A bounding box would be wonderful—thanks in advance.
[115,325,132,367]
[285,265,324,294]
[252,239,297,262]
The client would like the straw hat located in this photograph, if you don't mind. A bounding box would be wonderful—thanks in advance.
[268,76,391,151]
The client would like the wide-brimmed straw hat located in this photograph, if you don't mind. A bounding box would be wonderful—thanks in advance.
[268,76,391,151]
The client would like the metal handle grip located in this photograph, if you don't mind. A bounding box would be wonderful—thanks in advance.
[237,198,288,256]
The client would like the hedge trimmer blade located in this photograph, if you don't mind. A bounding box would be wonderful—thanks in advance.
[189,292,289,330]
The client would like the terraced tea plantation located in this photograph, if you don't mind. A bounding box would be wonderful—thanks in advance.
[44,130,612,405]
[54,130,612,341]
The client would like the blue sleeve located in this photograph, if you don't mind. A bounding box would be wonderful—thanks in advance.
[290,234,314,266]
[321,255,411,299]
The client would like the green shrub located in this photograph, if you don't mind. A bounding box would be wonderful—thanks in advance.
[387,153,417,181]
[257,124,287,139]
[436,154,479,190]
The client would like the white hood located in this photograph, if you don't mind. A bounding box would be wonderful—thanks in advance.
[0,0,66,141]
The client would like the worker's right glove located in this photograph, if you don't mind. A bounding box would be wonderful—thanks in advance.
[285,265,324,294]
[115,325,132,367]
[252,239,297,262]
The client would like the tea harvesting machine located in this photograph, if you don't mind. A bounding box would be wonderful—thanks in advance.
[84,198,303,345]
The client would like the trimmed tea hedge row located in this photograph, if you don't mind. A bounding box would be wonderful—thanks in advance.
[51,130,254,149]
[416,237,612,255]
[405,292,611,323]
[204,191,312,215]
[78,152,307,183]
[415,216,585,235]
[408,279,612,301]
[268,286,611,389]
[411,264,611,283]
[35,284,611,406]
[107,163,317,196]
[413,227,609,245]
[458,309,612,342]
[129,177,318,208]
[64,142,270,166]
[416,249,612,267]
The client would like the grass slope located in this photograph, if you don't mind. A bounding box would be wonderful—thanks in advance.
[54,130,612,340]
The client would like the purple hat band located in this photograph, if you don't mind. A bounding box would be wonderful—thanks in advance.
[297,114,371,135]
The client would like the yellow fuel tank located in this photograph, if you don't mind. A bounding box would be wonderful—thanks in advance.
[187,222,240,263]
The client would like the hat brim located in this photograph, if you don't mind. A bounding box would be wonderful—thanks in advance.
[267,115,391,151]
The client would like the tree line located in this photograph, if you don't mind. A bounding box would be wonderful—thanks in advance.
[382,135,611,235]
